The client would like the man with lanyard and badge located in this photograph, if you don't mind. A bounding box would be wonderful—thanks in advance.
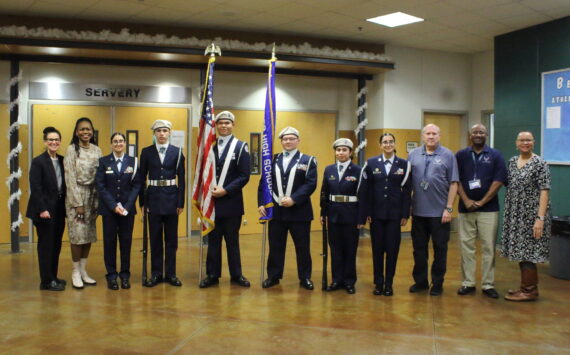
[408,124,459,296]
[139,119,185,287]
[199,111,251,288]
[320,138,367,294]
[258,126,317,290]
[455,124,506,298]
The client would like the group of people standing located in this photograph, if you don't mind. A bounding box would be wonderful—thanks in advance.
[27,117,185,291]
[27,112,551,303]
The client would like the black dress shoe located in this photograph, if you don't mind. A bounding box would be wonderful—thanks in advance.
[482,288,499,299]
[409,283,429,293]
[345,284,356,294]
[56,278,67,287]
[40,280,65,291]
[373,286,383,296]
[231,275,251,287]
[383,285,394,296]
[300,279,314,290]
[457,286,476,295]
[262,278,280,288]
[326,282,343,292]
[430,284,443,296]
[165,276,182,287]
[199,276,219,288]
[144,275,163,287]
[120,278,131,290]
[107,279,119,290]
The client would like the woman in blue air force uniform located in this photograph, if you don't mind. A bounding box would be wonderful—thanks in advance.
[95,132,141,290]
[365,133,412,296]
[320,138,367,294]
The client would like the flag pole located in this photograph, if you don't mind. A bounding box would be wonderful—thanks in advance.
[197,42,221,286]
[260,43,277,286]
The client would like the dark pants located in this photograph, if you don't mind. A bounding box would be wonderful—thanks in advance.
[267,220,312,280]
[206,216,243,278]
[148,213,179,278]
[35,200,65,286]
[411,216,450,287]
[370,219,401,287]
[102,213,135,280]
[328,222,359,286]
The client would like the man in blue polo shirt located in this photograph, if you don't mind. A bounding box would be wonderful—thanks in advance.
[408,124,459,296]
[455,124,506,299]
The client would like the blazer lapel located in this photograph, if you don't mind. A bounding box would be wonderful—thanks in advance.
[42,152,58,187]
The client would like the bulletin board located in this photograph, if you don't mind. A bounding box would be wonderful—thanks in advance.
[542,68,570,165]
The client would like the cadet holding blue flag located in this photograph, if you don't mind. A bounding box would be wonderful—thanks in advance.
[258,126,317,290]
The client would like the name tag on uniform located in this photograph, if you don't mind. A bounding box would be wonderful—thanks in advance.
[469,179,481,190]
[106,170,114,174]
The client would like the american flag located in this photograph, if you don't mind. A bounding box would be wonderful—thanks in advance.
[192,57,217,235]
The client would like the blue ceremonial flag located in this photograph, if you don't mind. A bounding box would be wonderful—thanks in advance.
[259,55,277,223]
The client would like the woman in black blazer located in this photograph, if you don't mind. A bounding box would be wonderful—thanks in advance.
[95,132,141,290]
[365,133,412,296]
[26,127,66,291]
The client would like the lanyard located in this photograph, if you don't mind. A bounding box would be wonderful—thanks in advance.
[471,151,484,180]
[423,154,433,181]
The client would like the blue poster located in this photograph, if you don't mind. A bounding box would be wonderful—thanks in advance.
[542,68,570,165]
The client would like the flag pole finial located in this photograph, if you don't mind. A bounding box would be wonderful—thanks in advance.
[205,43,221,57]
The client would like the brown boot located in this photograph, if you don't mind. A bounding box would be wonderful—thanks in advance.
[505,266,538,302]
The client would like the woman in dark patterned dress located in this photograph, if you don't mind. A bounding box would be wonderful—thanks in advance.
[501,131,551,302]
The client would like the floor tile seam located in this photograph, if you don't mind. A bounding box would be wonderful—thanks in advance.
[186,313,443,342]
[164,319,217,355]
[431,335,570,352]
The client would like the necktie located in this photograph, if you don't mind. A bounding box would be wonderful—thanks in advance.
[219,139,224,146]
[384,160,390,165]
[159,147,166,154]
[284,151,290,157]
[339,165,344,172]
[117,159,122,165]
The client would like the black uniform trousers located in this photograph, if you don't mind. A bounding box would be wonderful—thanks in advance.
[267,220,312,280]
[411,216,450,287]
[34,197,65,286]
[102,213,135,280]
[206,216,243,278]
[370,219,401,287]
[328,222,359,286]
[148,213,179,278]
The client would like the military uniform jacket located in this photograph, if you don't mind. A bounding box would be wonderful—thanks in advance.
[320,162,367,225]
[365,155,412,220]
[213,136,250,218]
[139,144,185,215]
[258,151,317,222]
[95,154,141,216]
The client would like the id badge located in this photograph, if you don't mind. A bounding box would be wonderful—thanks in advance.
[469,179,481,190]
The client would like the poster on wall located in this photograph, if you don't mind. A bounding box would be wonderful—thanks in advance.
[542,68,570,165]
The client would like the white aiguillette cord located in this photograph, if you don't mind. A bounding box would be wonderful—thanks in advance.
[215,138,238,188]
[273,153,302,204]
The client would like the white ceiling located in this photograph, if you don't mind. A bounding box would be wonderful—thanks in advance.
[2,0,570,53]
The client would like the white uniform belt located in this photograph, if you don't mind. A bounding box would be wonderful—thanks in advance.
[329,195,358,202]
[148,179,176,187]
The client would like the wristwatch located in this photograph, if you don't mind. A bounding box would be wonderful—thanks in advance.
[537,215,546,221]
[446,207,454,213]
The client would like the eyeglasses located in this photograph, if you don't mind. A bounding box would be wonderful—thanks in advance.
[112,140,125,145]
[46,138,61,142]
[381,140,395,145]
